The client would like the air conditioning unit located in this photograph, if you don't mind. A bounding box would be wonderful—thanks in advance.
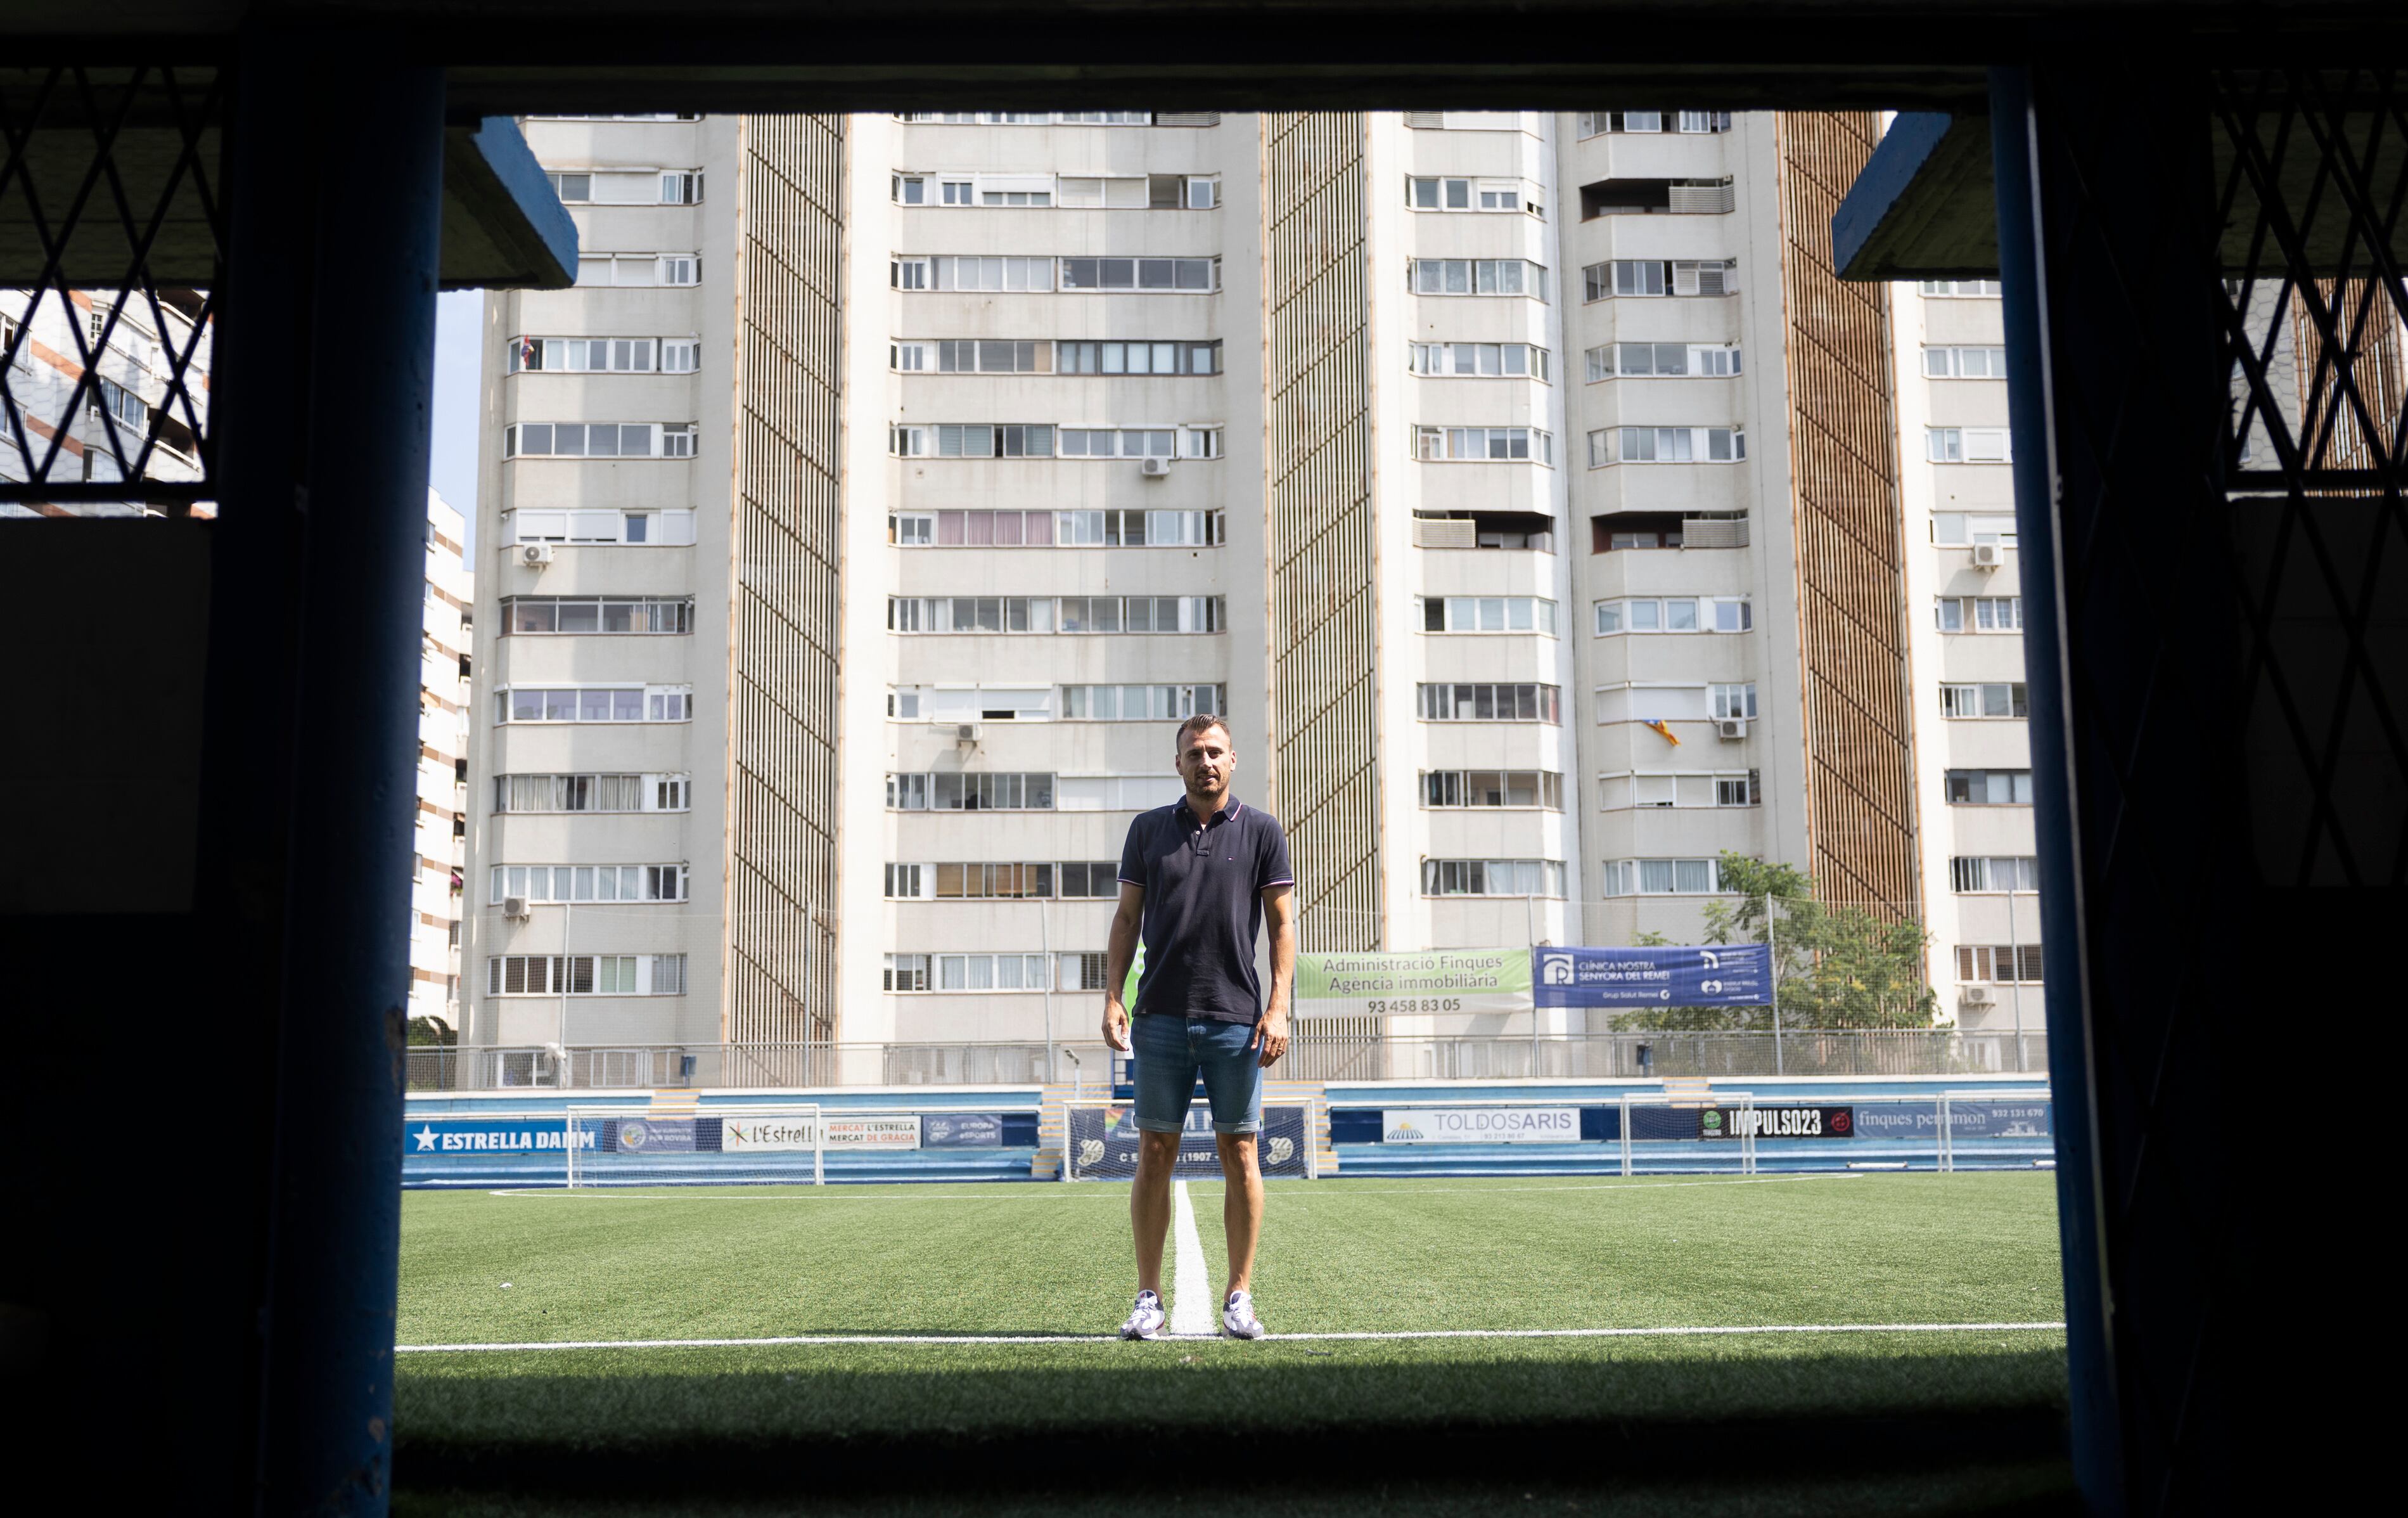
[1960,984,1996,1007]
[520,542,554,569]
[1971,541,2004,569]
[1139,456,1172,478]
[956,723,981,747]
[502,895,531,919]
[1715,719,1748,740]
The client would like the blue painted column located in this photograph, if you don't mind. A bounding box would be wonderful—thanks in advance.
[217,44,447,1516]
[1987,65,2124,1514]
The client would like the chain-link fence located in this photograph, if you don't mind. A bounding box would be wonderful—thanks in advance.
[412,1027,2047,1092]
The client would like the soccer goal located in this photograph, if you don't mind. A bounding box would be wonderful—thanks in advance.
[564,1104,824,1187]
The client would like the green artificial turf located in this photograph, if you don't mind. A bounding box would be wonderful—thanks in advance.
[395,1171,2068,1461]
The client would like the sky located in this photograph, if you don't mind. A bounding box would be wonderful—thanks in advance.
[429,289,484,551]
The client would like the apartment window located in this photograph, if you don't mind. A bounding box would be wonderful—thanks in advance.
[1717,771,1763,806]
[1924,345,2008,379]
[492,773,688,813]
[1415,683,1563,723]
[1706,683,1758,721]
[887,596,1224,633]
[1406,176,1534,214]
[1926,426,2013,463]
[1419,596,1559,634]
[923,953,1058,991]
[893,508,1224,547]
[1414,426,1554,464]
[1061,427,1177,459]
[1932,513,2020,548]
[1057,508,1227,546]
[883,954,932,992]
[659,171,705,204]
[1058,863,1122,898]
[1588,426,1745,465]
[1054,338,1222,375]
[1582,259,1737,300]
[1598,858,1726,896]
[1950,856,2040,893]
[1945,769,2035,804]
[1421,859,1566,897]
[1060,684,1222,719]
[494,686,693,724]
[573,253,700,286]
[1576,110,1730,136]
[885,864,926,899]
[890,513,935,545]
[1584,342,1743,380]
[889,255,1057,292]
[499,596,694,634]
[490,864,689,904]
[1058,256,1219,291]
[1957,944,2044,983]
[885,772,1056,811]
[890,423,1056,458]
[894,338,1047,373]
[1407,342,1550,380]
[1921,279,2005,297]
[1935,596,2024,632]
[1408,259,1547,299]
[503,423,695,460]
[1074,951,1110,991]
[896,111,1155,125]
[487,954,687,996]
[1420,770,1563,810]
[506,508,696,546]
[938,863,1056,899]
[1143,173,1219,208]
[1940,681,2028,718]
[508,336,701,374]
[1594,597,1751,634]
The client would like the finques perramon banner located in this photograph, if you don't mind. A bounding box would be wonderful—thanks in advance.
[1294,949,1534,1018]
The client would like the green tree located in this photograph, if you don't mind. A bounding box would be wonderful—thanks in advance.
[1610,853,1939,1031]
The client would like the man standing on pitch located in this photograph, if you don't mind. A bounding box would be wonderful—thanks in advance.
[1103,713,1297,1340]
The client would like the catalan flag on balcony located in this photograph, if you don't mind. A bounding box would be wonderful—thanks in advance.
[1644,719,1681,746]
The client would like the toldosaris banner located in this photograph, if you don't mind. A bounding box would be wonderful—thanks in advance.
[1295,949,1532,1018]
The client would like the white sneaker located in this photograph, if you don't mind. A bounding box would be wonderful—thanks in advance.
[1119,1289,1166,1341]
[1221,1289,1266,1339]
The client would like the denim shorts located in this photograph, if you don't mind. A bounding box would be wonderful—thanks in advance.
[1131,1013,1263,1135]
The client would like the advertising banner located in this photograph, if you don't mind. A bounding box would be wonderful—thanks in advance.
[826,1117,921,1151]
[1295,949,1531,1019]
[721,1114,820,1152]
[603,1116,697,1153]
[1697,1105,1854,1140]
[1067,1104,1310,1179]
[1847,1100,2052,1141]
[921,1112,1006,1148]
[1531,944,1773,1008]
[1380,1108,1579,1144]
[405,1118,589,1155]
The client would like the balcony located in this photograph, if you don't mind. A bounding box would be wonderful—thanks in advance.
[1412,510,1556,553]
[1580,177,1736,217]
[1589,512,1749,551]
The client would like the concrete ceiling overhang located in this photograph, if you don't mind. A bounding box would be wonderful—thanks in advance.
[1834,100,2408,281]
[0,100,575,289]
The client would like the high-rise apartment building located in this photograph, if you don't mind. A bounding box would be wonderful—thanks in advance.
[461,109,2035,1084]
[413,489,473,1032]
[2,286,211,513]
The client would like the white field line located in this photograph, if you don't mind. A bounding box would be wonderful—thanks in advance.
[1169,1179,1214,1335]
[397,1321,2068,1354]
[481,1173,1869,1204]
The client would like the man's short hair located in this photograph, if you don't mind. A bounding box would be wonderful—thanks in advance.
[1175,712,1231,752]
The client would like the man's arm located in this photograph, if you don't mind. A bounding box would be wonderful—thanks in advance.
[1254,884,1297,1065]
[1101,881,1144,1052]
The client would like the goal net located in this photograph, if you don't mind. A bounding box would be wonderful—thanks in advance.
[565,1104,824,1187]
[1061,1100,1315,1181]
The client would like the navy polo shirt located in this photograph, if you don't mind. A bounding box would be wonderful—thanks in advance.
[1117,795,1294,1025]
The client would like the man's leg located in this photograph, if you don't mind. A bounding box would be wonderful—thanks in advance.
[1130,1130,1179,1294]
[1216,1131,1263,1294]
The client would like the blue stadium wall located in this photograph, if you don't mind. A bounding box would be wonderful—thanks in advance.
[402,1076,2052,1188]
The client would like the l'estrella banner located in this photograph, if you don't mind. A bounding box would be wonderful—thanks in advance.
[405,1117,592,1155]
[1066,1103,1310,1178]
[1530,944,1773,1007]
[1295,949,1532,1018]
